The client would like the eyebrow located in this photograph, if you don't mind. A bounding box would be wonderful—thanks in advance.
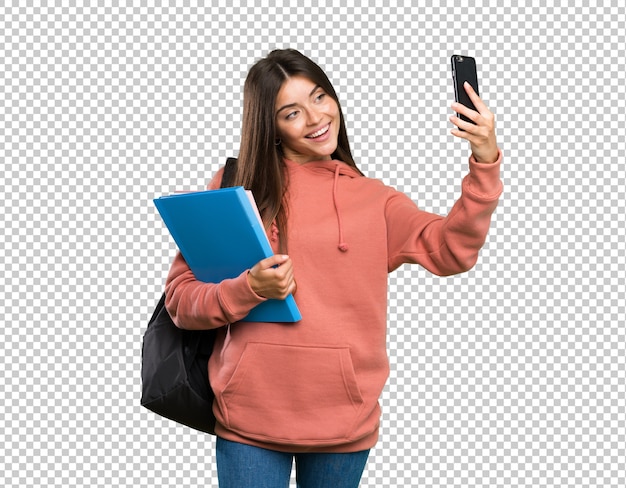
[276,84,322,115]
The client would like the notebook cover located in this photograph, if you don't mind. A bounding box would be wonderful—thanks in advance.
[154,186,301,322]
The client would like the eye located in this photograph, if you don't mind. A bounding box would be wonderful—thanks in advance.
[285,111,298,120]
[315,92,326,102]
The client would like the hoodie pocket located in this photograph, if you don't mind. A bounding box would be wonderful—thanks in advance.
[220,342,365,444]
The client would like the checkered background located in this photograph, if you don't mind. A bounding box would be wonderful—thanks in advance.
[1,3,625,487]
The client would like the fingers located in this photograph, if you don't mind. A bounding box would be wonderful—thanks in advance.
[259,254,291,269]
[449,112,479,134]
[451,104,493,132]
[248,255,297,300]
[450,84,494,132]
[451,82,494,128]
[449,86,499,164]
[463,81,488,113]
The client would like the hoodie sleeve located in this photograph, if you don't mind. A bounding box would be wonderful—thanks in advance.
[163,167,267,330]
[386,151,503,275]
[164,252,266,330]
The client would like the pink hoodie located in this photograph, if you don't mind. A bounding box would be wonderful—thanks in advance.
[165,153,503,452]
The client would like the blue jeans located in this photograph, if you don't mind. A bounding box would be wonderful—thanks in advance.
[216,437,370,488]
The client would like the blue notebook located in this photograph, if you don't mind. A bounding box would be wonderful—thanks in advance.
[154,186,301,323]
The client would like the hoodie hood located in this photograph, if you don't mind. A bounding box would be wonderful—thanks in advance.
[285,158,363,179]
[284,158,362,252]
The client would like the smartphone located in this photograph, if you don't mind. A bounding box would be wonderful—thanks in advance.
[451,55,479,126]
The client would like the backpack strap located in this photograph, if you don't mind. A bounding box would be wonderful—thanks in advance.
[221,157,238,188]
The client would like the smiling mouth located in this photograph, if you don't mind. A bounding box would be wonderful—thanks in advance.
[306,124,330,139]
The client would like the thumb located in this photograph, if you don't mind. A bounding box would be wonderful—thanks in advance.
[259,254,290,269]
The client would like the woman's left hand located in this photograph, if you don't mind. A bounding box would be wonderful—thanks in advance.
[450,82,499,164]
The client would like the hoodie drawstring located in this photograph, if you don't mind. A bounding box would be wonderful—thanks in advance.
[333,164,349,252]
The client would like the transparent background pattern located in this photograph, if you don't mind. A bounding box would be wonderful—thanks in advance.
[2,3,625,487]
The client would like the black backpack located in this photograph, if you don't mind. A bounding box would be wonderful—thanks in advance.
[140,158,237,434]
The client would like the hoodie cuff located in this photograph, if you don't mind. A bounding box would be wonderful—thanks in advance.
[217,270,268,321]
[465,149,504,200]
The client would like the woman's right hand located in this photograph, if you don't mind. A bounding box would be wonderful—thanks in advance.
[247,254,297,300]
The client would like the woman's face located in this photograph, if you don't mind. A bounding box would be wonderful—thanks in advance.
[274,76,340,164]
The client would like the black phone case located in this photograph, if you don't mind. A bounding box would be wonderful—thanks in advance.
[451,55,479,125]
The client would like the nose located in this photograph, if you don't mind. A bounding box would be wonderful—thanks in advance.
[305,106,322,126]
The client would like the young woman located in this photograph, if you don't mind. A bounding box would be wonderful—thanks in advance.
[165,49,502,488]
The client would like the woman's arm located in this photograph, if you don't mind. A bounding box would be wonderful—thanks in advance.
[449,81,499,164]
[163,167,297,330]
[386,152,502,275]
[164,252,267,330]
[387,84,503,274]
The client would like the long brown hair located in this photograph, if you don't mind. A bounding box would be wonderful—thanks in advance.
[232,49,362,252]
